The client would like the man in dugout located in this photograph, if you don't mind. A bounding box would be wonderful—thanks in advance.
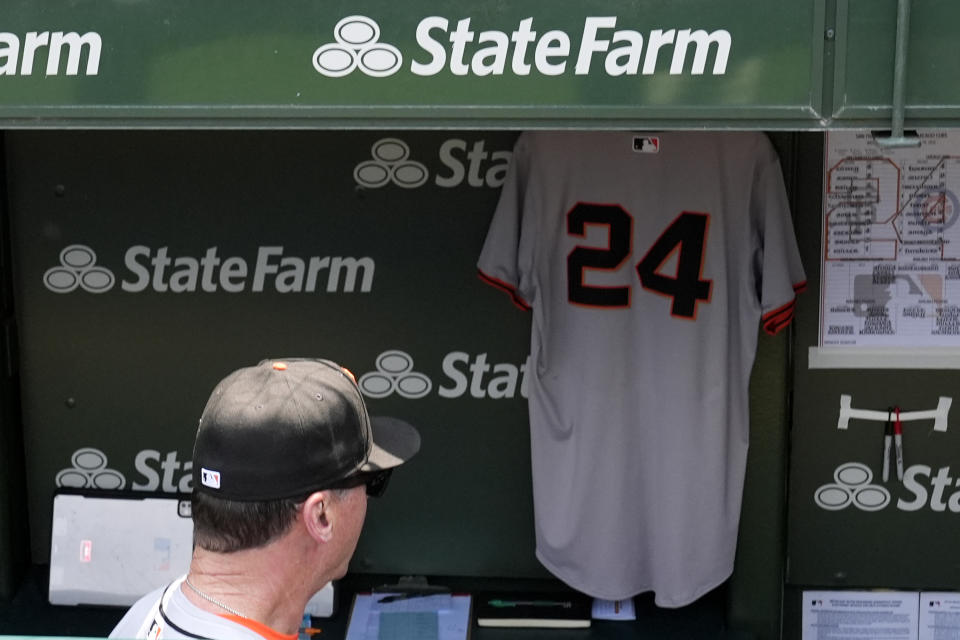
[110,358,420,639]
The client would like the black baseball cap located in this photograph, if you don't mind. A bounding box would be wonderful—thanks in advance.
[192,358,420,501]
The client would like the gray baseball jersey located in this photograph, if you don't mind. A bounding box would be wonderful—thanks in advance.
[477,131,805,607]
[109,576,294,640]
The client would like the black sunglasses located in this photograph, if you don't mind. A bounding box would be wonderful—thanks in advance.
[325,469,393,498]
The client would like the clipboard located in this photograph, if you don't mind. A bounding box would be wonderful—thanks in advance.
[345,591,472,640]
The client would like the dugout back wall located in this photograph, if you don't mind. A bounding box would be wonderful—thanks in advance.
[3,130,797,639]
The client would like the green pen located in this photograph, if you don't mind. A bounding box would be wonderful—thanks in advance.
[488,599,572,608]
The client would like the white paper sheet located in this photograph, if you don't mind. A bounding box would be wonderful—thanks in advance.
[919,592,960,640]
[802,590,919,640]
[591,598,636,621]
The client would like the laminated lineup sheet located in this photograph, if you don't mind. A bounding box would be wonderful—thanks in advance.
[821,130,960,347]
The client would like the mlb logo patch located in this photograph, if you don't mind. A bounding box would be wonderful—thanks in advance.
[633,136,660,154]
[201,468,221,489]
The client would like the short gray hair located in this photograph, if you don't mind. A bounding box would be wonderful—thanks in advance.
[191,489,350,552]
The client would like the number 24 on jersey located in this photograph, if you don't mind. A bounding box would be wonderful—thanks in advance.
[567,203,712,319]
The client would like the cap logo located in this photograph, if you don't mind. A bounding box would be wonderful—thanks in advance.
[200,468,221,489]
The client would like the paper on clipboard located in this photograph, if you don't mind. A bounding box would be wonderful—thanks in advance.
[345,592,471,640]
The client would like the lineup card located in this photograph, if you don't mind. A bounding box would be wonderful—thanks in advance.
[821,130,960,347]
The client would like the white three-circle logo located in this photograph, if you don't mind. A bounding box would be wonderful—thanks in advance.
[56,448,126,490]
[354,138,429,189]
[43,245,115,294]
[814,462,890,512]
[313,16,403,78]
[359,350,432,399]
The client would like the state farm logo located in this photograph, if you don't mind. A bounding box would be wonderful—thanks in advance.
[42,245,375,294]
[359,350,432,399]
[815,461,960,513]
[357,348,529,399]
[312,15,731,79]
[354,139,429,189]
[814,462,890,512]
[2,31,102,77]
[43,245,115,294]
[353,137,511,189]
[313,16,402,78]
[56,448,126,490]
[56,447,193,493]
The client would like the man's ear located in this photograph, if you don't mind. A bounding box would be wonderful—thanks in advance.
[302,491,334,543]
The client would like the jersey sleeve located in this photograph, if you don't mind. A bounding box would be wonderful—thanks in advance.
[477,133,534,310]
[753,151,807,335]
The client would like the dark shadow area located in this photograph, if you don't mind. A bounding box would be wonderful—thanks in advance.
[0,565,125,636]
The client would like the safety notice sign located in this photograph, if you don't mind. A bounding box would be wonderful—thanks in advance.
[802,591,919,640]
